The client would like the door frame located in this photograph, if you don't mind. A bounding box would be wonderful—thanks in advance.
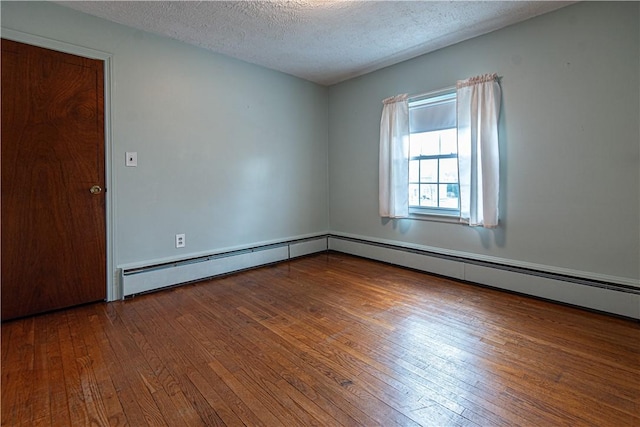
[2,28,118,301]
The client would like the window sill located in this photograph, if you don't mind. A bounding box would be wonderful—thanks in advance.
[408,209,462,224]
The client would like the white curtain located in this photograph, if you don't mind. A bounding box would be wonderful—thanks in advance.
[457,74,501,227]
[379,94,410,218]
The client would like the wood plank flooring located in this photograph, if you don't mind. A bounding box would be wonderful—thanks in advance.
[2,252,639,426]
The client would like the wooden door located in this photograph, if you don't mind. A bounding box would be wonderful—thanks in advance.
[1,39,106,321]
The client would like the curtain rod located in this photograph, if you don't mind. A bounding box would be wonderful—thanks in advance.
[408,75,502,101]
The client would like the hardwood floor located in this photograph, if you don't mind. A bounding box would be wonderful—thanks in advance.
[2,252,639,426]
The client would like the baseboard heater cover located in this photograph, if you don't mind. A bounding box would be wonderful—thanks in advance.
[121,236,328,297]
[328,235,640,320]
[120,233,639,319]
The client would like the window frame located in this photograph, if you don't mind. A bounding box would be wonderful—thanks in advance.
[407,88,460,220]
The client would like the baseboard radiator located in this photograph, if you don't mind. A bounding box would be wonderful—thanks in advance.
[120,233,639,319]
[121,236,328,297]
[328,235,640,320]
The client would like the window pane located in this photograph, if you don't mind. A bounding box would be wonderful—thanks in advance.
[439,158,458,183]
[409,134,420,158]
[420,184,437,207]
[439,128,457,154]
[440,184,459,208]
[421,132,440,156]
[410,131,439,156]
[409,160,419,182]
[409,184,420,206]
[420,159,437,182]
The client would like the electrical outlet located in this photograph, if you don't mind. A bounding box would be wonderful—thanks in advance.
[175,233,185,248]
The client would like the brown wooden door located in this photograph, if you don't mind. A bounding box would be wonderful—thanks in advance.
[1,39,106,321]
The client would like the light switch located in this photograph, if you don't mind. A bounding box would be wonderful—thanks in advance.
[125,152,137,167]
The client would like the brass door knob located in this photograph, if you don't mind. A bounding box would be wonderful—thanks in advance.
[90,185,102,195]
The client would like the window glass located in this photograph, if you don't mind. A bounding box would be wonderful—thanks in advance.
[408,90,459,216]
[440,129,457,154]
[420,159,437,182]
[439,158,458,183]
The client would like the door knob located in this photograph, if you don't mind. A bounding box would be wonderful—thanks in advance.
[90,185,102,195]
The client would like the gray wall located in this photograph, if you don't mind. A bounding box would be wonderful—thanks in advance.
[2,1,329,270]
[328,1,639,285]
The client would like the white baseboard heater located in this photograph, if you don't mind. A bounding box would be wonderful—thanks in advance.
[121,236,328,297]
[328,235,640,320]
[120,233,639,319]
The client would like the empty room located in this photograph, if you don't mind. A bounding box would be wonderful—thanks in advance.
[2,1,639,426]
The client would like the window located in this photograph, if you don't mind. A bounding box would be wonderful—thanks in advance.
[380,75,500,225]
[408,90,459,216]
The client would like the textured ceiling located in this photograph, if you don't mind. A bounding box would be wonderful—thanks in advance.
[56,1,574,85]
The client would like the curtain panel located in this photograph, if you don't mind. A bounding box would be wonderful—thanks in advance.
[379,94,410,218]
[456,73,502,228]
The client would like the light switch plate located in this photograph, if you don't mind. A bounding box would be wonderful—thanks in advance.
[125,152,137,167]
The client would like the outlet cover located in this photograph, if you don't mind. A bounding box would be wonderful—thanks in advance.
[126,152,138,167]
[176,234,185,248]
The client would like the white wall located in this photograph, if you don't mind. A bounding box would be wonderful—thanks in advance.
[2,2,329,275]
[328,1,639,287]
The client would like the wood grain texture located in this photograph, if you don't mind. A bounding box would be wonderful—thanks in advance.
[1,39,106,321]
[2,253,639,426]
